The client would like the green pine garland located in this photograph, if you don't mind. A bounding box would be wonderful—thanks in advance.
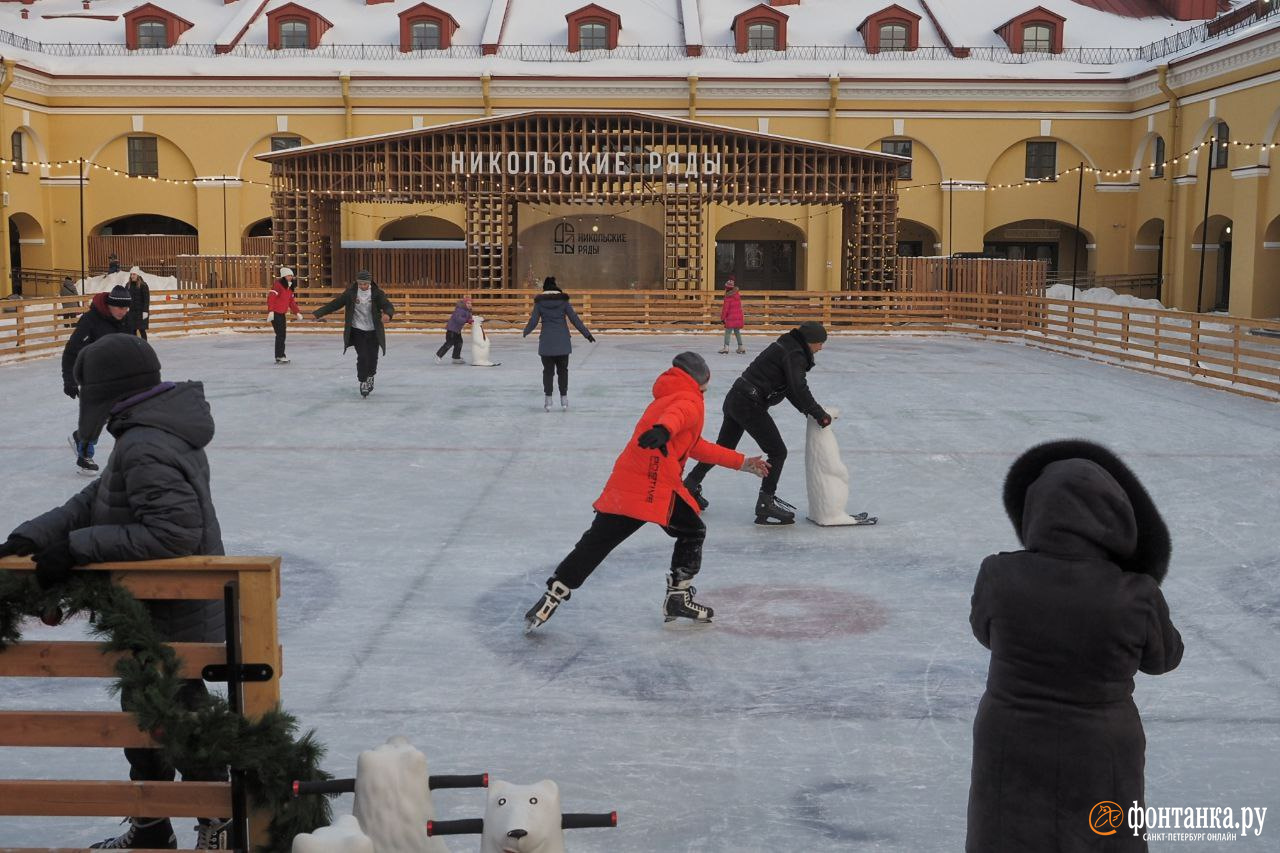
[0,569,332,852]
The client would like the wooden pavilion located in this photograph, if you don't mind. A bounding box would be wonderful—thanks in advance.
[257,110,905,290]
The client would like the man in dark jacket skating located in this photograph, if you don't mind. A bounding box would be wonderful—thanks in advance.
[966,440,1183,853]
[61,284,132,474]
[683,321,832,525]
[0,335,230,849]
[312,269,396,398]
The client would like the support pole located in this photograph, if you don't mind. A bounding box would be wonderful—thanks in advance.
[0,58,16,297]
[1195,139,1216,313]
[78,156,85,289]
[1072,161,1084,298]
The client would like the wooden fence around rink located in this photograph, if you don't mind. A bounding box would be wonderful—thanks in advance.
[0,555,282,851]
[2,290,1278,401]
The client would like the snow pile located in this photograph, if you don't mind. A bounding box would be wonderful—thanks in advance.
[291,815,373,853]
[352,736,449,853]
[1044,282,1167,311]
[75,270,179,295]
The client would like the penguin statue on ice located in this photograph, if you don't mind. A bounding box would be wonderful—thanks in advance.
[470,316,500,367]
[805,407,877,526]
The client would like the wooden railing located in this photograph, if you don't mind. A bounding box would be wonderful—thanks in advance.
[2,289,1277,400]
[0,555,282,850]
[89,236,200,277]
[894,256,1046,295]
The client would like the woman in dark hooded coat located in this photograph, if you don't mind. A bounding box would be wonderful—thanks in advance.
[522,276,594,412]
[967,439,1183,853]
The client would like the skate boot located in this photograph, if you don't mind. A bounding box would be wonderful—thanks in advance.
[525,579,572,632]
[435,353,445,364]
[452,357,465,365]
[684,478,709,511]
[275,356,290,364]
[71,432,99,475]
[359,379,371,398]
[90,817,177,849]
[367,375,375,392]
[544,395,553,412]
[736,345,747,354]
[560,395,568,412]
[754,490,796,525]
[718,346,729,354]
[664,570,713,624]
[195,818,231,849]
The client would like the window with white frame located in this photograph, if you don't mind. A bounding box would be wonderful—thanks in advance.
[1022,23,1052,52]
[1025,140,1057,180]
[411,20,441,50]
[136,19,168,49]
[748,22,778,51]
[280,19,309,49]
[578,21,608,50]
[127,136,158,177]
[879,23,908,51]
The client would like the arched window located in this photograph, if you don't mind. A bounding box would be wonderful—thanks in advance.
[578,21,608,50]
[280,19,310,49]
[1211,121,1230,170]
[1023,23,1052,52]
[879,23,908,52]
[411,20,441,50]
[136,19,168,49]
[1151,135,1165,178]
[748,22,778,51]
[11,129,24,173]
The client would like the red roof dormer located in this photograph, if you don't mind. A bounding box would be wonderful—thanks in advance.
[266,2,333,50]
[399,2,460,52]
[995,6,1066,54]
[732,3,788,53]
[858,4,922,53]
[566,3,621,52]
[123,3,193,50]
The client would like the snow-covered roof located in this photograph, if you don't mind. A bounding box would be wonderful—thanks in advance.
[0,0,1269,80]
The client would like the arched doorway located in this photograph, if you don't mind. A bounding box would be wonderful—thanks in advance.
[378,215,464,241]
[897,219,940,257]
[1134,218,1164,301]
[984,219,1091,279]
[1261,215,1280,319]
[7,212,44,296]
[715,218,805,290]
[1192,215,1232,312]
[245,218,272,238]
[95,214,196,236]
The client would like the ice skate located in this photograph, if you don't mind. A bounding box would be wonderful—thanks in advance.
[663,570,713,624]
[525,579,572,632]
[718,346,729,354]
[736,346,747,354]
[452,357,465,365]
[435,353,445,364]
[195,818,230,849]
[70,432,98,475]
[359,379,371,398]
[275,356,290,364]
[560,395,569,412]
[754,491,796,525]
[544,395,552,412]
[367,375,375,391]
[684,479,709,511]
[90,817,176,849]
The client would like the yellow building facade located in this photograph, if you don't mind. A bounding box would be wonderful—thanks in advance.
[1,0,1278,319]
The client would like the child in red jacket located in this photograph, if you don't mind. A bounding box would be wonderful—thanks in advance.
[525,352,768,631]
[266,266,303,364]
[718,277,745,354]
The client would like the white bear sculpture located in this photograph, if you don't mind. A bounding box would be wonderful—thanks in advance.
[804,406,877,526]
[480,779,565,853]
[351,736,449,853]
[470,316,500,366]
[291,815,374,853]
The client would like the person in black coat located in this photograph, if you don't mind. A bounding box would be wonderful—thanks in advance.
[966,440,1183,853]
[0,335,229,849]
[312,269,396,398]
[683,321,832,525]
[125,266,151,340]
[523,277,595,411]
[61,285,131,473]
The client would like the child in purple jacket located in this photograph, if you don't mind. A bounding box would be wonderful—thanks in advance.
[436,296,472,364]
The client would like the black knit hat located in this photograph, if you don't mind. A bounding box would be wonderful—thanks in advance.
[672,351,710,386]
[798,321,827,344]
[106,285,132,307]
[74,335,161,439]
[543,276,561,291]
[355,270,372,282]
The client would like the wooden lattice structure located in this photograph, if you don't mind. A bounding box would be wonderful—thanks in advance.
[258,111,903,290]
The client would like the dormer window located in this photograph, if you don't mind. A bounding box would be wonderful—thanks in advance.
[136,19,168,48]
[1023,23,1052,52]
[858,6,920,54]
[399,4,460,52]
[566,5,621,52]
[280,20,309,48]
[267,3,333,51]
[732,4,788,53]
[879,23,907,50]
[748,22,777,50]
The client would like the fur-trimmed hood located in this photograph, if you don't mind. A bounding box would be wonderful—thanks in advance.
[1003,439,1171,583]
[534,290,569,303]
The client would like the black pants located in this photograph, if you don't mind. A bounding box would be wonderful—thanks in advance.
[123,679,227,784]
[437,330,464,359]
[541,354,569,396]
[553,500,704,590]
[271,312,288,358]
[350,328,380,381]
[687,388,787,494]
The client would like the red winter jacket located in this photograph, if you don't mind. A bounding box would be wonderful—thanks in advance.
[593,367,744,525]
[267,279,300,315]
[721,289,744,329]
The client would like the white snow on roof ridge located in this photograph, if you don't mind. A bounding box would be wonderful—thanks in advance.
[214,0,269,48]
[681,0,702,46]
[482,0,510,46]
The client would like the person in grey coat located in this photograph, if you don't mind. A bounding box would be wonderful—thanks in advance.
[0,334,230,849]
[966,439,1183,853]
[522,276,594,411]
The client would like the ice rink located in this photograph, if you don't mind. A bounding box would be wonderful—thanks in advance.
[2,329,1278,850]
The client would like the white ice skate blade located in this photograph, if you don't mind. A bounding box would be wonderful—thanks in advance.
[806,516,878,526]
[470,362,501,367]
[661,617,714,630]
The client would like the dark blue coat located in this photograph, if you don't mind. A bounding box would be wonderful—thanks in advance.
[523,291,592,357]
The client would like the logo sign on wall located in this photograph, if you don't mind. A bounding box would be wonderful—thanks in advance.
[552,222,628,257]
[449,150,722,178]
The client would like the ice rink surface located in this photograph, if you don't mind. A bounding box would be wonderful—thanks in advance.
[2,330,1278,850]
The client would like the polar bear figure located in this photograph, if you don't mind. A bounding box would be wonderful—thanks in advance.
[291,815,374,853]
[480,779,565,853]
[351,736,449,853]
[470,316,499,366]
[805,406,866,526]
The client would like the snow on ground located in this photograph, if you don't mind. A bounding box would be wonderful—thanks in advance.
[1,331,1278,849]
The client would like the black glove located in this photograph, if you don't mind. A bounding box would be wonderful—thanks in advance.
[63,382,79,400]
[637,425,671,456]
[0,534,37,558]
[34,540,78,590]
[814,408,832,428]
[585,334,596,343]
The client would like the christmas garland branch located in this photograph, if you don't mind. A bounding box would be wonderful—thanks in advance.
[0,569,332,852]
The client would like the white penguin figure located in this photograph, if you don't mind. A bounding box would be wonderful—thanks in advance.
[470,316,500,366]
[804,406,877,526]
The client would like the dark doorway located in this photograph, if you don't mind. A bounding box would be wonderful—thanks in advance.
[1216,238,1232,311]
[715,240,796,290]
[984,241,1058,271]
[897,241,924,257]
[8,219,20,296]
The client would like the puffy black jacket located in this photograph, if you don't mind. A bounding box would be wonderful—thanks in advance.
[735,328,824,417]
[61,292,129,388]
[15,381,225,642]
[312,282,396,354]
[127,279,151,332]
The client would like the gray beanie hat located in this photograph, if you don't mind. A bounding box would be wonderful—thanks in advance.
[798,321,828,344]
[672,351,710,385]
[74,335,162,439]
